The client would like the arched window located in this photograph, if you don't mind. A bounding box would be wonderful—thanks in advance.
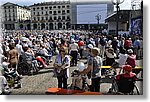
[58,22,62,30]
[41,23,45,30]
[33,23,37,30]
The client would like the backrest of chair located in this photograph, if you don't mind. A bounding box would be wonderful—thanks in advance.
[117,74,135,93]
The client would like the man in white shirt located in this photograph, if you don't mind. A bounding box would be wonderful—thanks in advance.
[69,39,79,66]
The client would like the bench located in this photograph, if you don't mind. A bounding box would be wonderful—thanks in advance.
[101,66,143,74]
[101,66,142,69]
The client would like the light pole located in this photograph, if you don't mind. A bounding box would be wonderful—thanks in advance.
[112,0,124,36]
[95,14,101,24]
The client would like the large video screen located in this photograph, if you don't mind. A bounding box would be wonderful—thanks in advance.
[130,17,142,35]
[77,4,107,24]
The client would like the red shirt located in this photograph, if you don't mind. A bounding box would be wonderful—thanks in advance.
[116,73,138,81]
[78,41,84,47]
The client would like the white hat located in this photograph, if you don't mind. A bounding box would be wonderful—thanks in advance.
[87,44,93,49]
[23,44,28,47]
[71,39,75,43]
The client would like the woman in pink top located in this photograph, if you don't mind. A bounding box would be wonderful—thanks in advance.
[126,49,136,68]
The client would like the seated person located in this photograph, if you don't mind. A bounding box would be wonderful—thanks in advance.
[105,47,116,66]
[115,65,138,94]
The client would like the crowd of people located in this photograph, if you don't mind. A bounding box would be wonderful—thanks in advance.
[0,30,143,94]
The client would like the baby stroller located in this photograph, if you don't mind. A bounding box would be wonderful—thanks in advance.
[70,70,91,91]
[69,62,91,91]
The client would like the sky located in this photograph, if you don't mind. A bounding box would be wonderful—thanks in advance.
[0,0,132,9]
[0,0,133,24]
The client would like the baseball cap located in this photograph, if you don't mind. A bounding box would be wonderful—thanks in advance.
[122,65,132,72]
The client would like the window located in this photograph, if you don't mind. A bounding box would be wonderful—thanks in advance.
[49,11,52,14]
[41,12,43,15]
[58,6,61,9]
[41,17,44,20]
[53,6,56,8]
[34,17,36,21]
[33,12,35,15]
[45,7,48,9]
[37,7,39,9]
[67,10,70,13]
[62,6,65,8]
[49,17,52,20]
[67,16,70,19]
[67,5,70,8]
[53,11,57,15]
[33,8,35,11]
[41,7,43,10]
[49,7,52,10]
[45,17,48,20]
[62,16,65,20]
[58,11,61,13]
[58,16,61,20]
[54,16,57,20]
[62,10,65,15]
[37,12,40,16]
[37,17,40,21]
[45,11,48,15]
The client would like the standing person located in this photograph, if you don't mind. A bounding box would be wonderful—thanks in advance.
[69,39,79,66]
[53,46,70,89]
[124,38,132,50]
[126,49,136,68]
[112,37,119,56]
[78,38,85,59]
[80,47,102,92]
[133,37,141,60]
[100,36,107,58]
[7,43,19,69]
[119,37,125,53]
[118,48,128,67]
[118,48,128,74]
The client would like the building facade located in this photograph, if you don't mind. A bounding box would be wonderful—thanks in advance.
[1,2,31,30]
[30,1,72,30]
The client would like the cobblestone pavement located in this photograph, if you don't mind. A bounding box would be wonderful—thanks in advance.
[9,56,143,95]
